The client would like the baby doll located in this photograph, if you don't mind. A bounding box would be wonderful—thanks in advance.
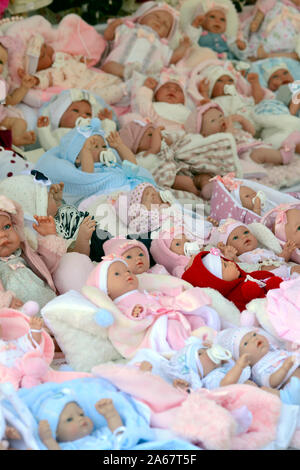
[267,66,300,120]
[182,248,283,313]
[0,195,66,308]
[36,89,118,151]
[86,256,221,356]
[150,228,203,278]
[185,0,246,60]
[217,327,300,394]
[36,118,155,204]
[0,316,43,368]
[0,36,36,146]
[211,218,300,278]
[102,237,168,275]
[22,34,125,106]
[38,393,125,450]
[102,2,191,80]
[243,0,300,61]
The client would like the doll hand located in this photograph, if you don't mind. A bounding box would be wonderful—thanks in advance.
[106,130,123,150]
[223,245,238,261]
[95,398,116,417]
[98,108,113,120]
[37,116,50,128]
[197,78,210,99]
[143,77,158,90]
[5,426,21,440]
[206,216,219,227]
[247,73,260,85]
[49,182,64,205]
[283,356,296,372]
[132,304,143,318]
[173,378,190,392]
[10,297,23,309]
[38,420,53,442]
[33,215,57,236]
[236,39,246,50]
[29,316,43,331]
[236,353,251,369]
[21,73,37,89]
[281,240,297,261]
[192,14,204,28]
[252,196,261,215]
[77,216,96,240]
[139,361,153,372]
[179,35,191,52]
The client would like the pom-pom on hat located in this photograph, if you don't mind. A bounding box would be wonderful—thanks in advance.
[119,121,154,154]
[103,237,150,264]
[85,256,128,295]
[185,101,223,134]
[209,218,247,246]
[216,327,255,360]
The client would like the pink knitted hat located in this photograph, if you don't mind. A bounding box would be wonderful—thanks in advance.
[85,256,128,295]
[273,204,300,243]
[119,121,154,153]
[135,1,179,41]
[150,228,190,275]
[103,237,150,264]
[154,67,187,103]
[184,102,223,134]
[209,218,247,246]
[216,327,254,360]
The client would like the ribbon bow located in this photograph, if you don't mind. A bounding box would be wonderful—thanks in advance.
[136,27,156,43]
[211,173,241,192]
[76,118,105,139]
[210,247,221,256]
[31,170,51,187]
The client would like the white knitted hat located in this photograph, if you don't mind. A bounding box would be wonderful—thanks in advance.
[216,327,253,360]
[202,251,222,279]
[201,65,236,98]
[262,62,289,83]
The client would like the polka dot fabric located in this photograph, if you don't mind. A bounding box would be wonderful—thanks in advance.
[0,149,33,180]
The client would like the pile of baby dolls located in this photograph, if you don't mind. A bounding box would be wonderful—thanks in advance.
[2,0,300,451]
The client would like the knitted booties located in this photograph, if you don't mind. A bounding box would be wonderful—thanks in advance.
[280,131,300,165]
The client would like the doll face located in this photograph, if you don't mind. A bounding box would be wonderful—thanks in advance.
[141,186,165,211]
[211,74,235,98]
[0,45,8,75]
[170,234,190,255]
[239,331,269,366]
[56,402,94,443]
[203,9,227,34]
[221,257,240,281]
[137,126,162,154]
[0,215,21,258]
[122,246,150,274]
[59,101,92,128]
[267,69,294,92]
[139,10,173,38]
[37,43,54,71]
[227,226,258,255]
[107,261,139,300]
[200,108,226,137]
[155,82,185,105]
[239,186,257,211]
[87,135,107,162]
[284,209,300,248]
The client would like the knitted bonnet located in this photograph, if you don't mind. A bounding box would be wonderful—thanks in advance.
[185,101,223,134]
[103,237,150,265]
[119,121,154,153]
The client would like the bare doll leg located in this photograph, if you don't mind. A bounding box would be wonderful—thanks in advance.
[172,174,200,196]
[250,148,283,165]
[101,61,125,79]
[193,173,214,200]
[250,10,265,33]
[1,117,36,146]
[256,45,298,61]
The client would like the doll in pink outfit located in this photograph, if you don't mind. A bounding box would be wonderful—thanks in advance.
[103,237,168,275]
[102,2,191,80]
[210,218,300,279]
[86,256,221,357]
[0,36,36,146]
[0,195,66,309]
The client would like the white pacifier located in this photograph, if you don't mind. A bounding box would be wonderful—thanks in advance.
[75,116,91,127]
[252,190,267,208]
[184,241,201,257]
[206,344,232,364]
[99,148,117,167]
[223,84,238,96]
[159,189,174,205]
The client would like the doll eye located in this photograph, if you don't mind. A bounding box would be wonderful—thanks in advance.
[3,224,11,230]
[244,231,249,235]
[243,342,248,346]
[126,255,132,259]
[297,226,300,231]
[114,272,120,276]
[66,417,73,422]
[233,236,238,240]
[176,242,180,246]
[138,253,144,257]
[253,333,257,337]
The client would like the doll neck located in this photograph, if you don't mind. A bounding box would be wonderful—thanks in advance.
[113,289,139,303]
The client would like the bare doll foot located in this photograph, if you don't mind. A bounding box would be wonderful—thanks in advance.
[256,45,268,60]
[139,361,153,372]
[250,10,265,33]
[14,131,36,146]
[5,426,21,440]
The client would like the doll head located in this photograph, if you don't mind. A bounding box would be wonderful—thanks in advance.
[210,218,258,255]
[184,101,224,135]
[238,185,258,211]
[0,195,27,257]
[273,205,300,247]
[154,81,185,104]
[59,101,93,128]
[150,229,194,275]
[86,256,139,300]
[37,43,55,71]
[217,327,270,366]
[119,121,161,154]
[202,8,227,34]
[203,249,240,281]
[197,65,236,98]
[141,185,164,210]
[103,237,150,274]
[262,62,293,92]
[56,402,94,442]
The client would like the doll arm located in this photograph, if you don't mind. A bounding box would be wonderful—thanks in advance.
[247,73,265,105]
[6,71,36,106]
[269,356,296,388]
[95,399,123,432]
[241,280,265,302]
[217,242,239,262]
[278,240,297,262]
[230,114,256,136]
[106,131,136,164]
[28,316,43,347]
[103,18,124,41]
[37,116,60,151]
[39,420,61,450]
[220,354,251,386]
[34,217,67,274]
[170,36,191,65]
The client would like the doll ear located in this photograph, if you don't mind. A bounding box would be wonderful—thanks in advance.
[94,308,114,328]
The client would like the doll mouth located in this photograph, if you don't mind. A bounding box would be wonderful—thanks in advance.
[244,239,252,245]
[256,340,263,348]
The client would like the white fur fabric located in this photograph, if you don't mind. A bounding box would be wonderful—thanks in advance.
[248,222,283,255]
